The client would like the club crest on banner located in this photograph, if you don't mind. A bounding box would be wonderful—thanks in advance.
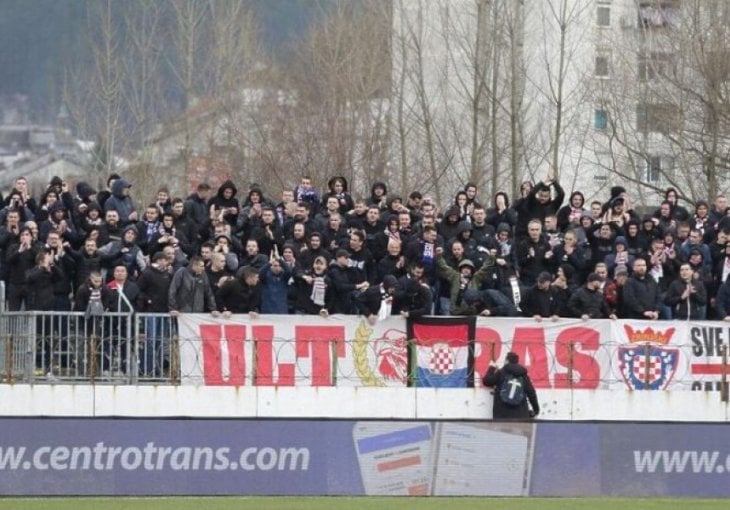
[618,325,678,390]
[353,322,408,386]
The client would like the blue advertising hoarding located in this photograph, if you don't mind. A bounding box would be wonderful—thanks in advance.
[1,418,728,497]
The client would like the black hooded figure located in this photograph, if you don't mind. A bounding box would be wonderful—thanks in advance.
[207,180,239,227]
[483,352,540,420]
[322,176,354,215]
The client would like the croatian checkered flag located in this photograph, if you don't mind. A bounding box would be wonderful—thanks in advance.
[407,316,475,387]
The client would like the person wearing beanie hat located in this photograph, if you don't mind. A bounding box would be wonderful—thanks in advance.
[294,255,337,317]
[483,351,540,420]
[572,211,594,246]
[568,272,614,320]
[74,181,98,216]
[521,269,561,321]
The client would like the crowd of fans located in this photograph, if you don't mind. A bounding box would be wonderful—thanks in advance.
[2,171,730,324]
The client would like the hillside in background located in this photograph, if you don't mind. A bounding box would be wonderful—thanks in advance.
[0,0,321,122]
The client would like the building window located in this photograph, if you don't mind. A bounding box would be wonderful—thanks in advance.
[595,109,608,129]
[638,52,674,81]
[597,6,611,26]
[645,156,663,183]
[636,103,679,133]
[595,55,610,77]
[638,1,680,28]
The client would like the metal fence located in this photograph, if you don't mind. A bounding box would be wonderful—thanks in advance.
[0,311,178,384]
[2,310,730,392]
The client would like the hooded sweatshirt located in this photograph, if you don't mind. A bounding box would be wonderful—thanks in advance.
[104,179,136,224]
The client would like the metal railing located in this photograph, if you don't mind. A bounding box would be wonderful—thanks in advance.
[0,311,176,385]
[2,310,730,392]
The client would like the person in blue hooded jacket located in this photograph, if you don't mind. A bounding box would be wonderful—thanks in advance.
[104,178,137,225]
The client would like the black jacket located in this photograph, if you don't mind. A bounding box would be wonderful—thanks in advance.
[25,265,64,310]
[136,265,172,312]
[568,286,610,318]
[664,278,707,320]
[521,286,560,318]
[622,274,661,319]
[217,278,260,314]
[483,362,540,420]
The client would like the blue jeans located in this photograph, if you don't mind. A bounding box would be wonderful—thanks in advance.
[143,316,170,378]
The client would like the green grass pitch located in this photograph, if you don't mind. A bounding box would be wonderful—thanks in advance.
[0,498,728,510]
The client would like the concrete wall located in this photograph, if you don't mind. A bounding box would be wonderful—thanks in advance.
[1,385,727,421]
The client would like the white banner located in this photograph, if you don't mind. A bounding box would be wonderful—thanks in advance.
[177,315,729,392]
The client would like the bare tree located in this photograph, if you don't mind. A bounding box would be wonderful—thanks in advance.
[593,0,730,205]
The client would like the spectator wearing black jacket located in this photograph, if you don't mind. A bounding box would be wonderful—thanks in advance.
[44,230,75,311]
[486,192,517,231]
[356,275,399,324]
[346,229,376,285]
[514,178,565,240]
[184,183,211,236]
[515,220,553,286]
[394,268,433,318]
[664,263,707,320]
[482,352,539,420]
[207,180,239,228]
[217,266,261,315]
[328,249,368,314]
[247,206,281,258]
[26,251,67,372]
[622,258,661,319]
[26,251,64,312]
[4,226,40,310]
[521,272,561,321]
[292,255,333,316]
[568,273,613,320]
[136,253,172,313]
[136,253,173,377]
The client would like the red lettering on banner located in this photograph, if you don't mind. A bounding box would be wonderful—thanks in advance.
[473,327,503,383]
[295,325,346,386]
[554,327,600,389]
[253,325,296,386]
[510,328,550,388]
[200,324,246,386]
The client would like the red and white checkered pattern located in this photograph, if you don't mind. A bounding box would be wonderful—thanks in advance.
[429,343,455,375]
[631,355,662,383]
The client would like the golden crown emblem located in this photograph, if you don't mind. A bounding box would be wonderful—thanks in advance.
[623,325,675,345]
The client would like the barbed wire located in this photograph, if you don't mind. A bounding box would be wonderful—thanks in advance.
[2,310,727,391]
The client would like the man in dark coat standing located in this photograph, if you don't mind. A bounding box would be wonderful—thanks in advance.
[483,352,540,420]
